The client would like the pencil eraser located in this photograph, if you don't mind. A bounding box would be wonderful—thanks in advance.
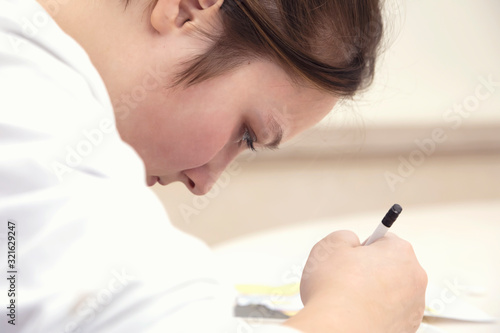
[382,204,402,227]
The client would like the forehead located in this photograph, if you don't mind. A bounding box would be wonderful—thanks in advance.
[244,60,337,140]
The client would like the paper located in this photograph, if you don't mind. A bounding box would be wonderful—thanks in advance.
[424,282,496,322]
[234,281,496,323]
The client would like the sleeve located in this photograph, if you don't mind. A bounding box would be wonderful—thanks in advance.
[37,182,304,333]
[0,8,307,332]
[238,323,303,333]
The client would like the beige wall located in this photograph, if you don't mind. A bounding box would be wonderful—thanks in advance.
[327,0,500,127]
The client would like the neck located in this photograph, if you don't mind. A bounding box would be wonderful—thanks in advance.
[35,0,162,103]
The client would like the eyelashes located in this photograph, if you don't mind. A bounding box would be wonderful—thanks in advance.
[241,127,257,151]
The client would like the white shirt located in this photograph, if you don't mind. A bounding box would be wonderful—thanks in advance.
[0,0,299,332]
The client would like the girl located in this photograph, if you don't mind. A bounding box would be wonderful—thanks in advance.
[0,0,426,332]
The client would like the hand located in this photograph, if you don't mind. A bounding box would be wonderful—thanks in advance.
[284,230,427,333]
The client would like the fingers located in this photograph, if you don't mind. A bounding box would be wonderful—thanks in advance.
[322,231,408,250]
[304,231,359,280]
[370,232,413,250]
[321,230,361,248]
[324,230,405,248]
[367,233,428,289]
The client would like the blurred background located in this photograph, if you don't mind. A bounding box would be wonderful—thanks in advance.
[152,0,500,246]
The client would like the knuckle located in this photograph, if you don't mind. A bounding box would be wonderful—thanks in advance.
[399,239,415,253]
[418,267,428,288]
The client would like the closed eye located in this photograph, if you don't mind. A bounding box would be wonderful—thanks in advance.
[241,127,256,151]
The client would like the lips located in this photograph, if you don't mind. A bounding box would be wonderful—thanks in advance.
[146,175,191,188]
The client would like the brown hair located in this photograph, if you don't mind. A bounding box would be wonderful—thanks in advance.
[134,0,384,97]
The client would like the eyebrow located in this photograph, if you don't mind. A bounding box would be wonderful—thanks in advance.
[263,116,283,150]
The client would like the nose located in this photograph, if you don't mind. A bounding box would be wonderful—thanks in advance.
[183,145,242,196]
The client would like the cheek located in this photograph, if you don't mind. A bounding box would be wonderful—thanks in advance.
[154,108,236,172]
[128,73,243,175]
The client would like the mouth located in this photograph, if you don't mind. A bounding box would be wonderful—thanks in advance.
[146,174,194,190]
[147,176,174,187]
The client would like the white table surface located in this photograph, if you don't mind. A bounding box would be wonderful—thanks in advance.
[213,200,500,333]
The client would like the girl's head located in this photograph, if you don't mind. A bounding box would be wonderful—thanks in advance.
[42,0,382,194]
[173,0,383,96]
